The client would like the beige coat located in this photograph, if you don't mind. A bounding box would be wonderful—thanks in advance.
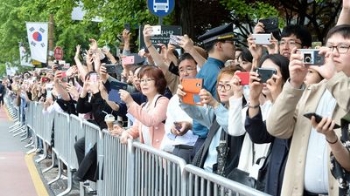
[266,71,350,196]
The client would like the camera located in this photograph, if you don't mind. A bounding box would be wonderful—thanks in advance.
[299,49,325,65]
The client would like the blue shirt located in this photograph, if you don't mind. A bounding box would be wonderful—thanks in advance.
[193,57,224,138]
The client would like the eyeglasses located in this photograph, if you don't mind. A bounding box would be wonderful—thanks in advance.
[140,78,155,83]
[327,45,350,54]
[279,40,302,46]
[217,84,231,91]
[179,67,196,74]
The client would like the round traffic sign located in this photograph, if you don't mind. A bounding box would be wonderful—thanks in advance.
[147,0,175,17]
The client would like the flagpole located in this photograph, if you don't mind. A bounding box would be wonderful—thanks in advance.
[48,14,55,63]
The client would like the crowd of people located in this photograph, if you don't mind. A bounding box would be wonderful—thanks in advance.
[3,1,350,195]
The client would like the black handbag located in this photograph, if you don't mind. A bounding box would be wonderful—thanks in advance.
[227,168,257,188]
[226,144,270,191]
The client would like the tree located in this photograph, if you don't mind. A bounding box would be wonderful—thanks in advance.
[221,0,343,44]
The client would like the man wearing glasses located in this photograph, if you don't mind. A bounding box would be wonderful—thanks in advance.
[279,25,312,59]
[267,24,350,196]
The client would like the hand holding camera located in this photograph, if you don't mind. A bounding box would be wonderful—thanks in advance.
[309,46,336,80]
[199,88,218,107]
[299,49,325,65]
[230,74,243,99]
[247,35,263,60]
[178,34,194,53]
[248,71,263,101]
[289,48,309,88]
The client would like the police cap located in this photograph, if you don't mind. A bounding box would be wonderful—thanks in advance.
[198,23,237,44]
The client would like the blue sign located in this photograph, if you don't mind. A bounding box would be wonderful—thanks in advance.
[147,0,175,17]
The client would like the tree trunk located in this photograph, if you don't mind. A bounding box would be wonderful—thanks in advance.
[178,0,194,38]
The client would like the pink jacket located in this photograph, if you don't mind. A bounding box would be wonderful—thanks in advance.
[126,95,169,149]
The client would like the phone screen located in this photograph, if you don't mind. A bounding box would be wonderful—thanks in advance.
[257,68,277,83]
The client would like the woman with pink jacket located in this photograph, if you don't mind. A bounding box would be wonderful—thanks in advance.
[112,66,169,149]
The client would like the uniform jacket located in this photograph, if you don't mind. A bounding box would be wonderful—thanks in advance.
[266,72,350,196]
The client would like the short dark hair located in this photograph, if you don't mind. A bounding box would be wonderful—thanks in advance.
[326,24,350,42]
[281,25,312,47]
[139,66,167,94]
[178,53,196,65]
[237,47,253,63]
[258,54,290,83]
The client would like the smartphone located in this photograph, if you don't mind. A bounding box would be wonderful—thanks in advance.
[259,17,279,33]
[108,81,128,103]
[122,56,135,65]
[110,81,128,91]
[150,25,161,36]
[303,112,341,129]
[181,78,203,105]
[174,122,181,131]
[68,77,75,86]
[104,64,117,74]
[124,23,131,32]
[251,34,272,45]
[89,73,98,82]
[61,71,67,78]
[257,68,277,83]
[169,35,183,46]
[236,72,250,85]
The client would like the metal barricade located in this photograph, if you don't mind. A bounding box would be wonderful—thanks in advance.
[129,141,187,196]
[183,165,271,196]
[19,102,274,196]
[82,120,100,194]
[54,111,70,165]
[97,130,129,196]
[69,115,85,172]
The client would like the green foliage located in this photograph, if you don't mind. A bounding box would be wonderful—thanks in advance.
[221,0,284,27]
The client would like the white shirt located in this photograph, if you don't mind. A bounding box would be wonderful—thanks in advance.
[160,95,196,152]
[236,100,272,173]
[304,90,336,193]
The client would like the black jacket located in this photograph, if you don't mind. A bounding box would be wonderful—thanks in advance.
[245,108,290,196]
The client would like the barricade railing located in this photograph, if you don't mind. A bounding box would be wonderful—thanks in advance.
[129,141,187,196]
[53,111,70,166]
[97,129,129,196]
[183,165,271,196]
[69,115,85,172]
[22,101,271,196]
[82,120,100,194]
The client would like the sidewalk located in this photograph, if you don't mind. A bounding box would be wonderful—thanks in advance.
[0,104,81,196]
[0,106,43,196]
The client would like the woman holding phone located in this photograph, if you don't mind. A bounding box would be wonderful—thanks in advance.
[177,66,245,176]
[228,54,290,195]
[112,66,169,149]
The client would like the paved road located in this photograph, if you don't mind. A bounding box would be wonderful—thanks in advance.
[0,106,42,196]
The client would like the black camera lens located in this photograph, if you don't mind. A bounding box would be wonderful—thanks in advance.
[304,53,312,64]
